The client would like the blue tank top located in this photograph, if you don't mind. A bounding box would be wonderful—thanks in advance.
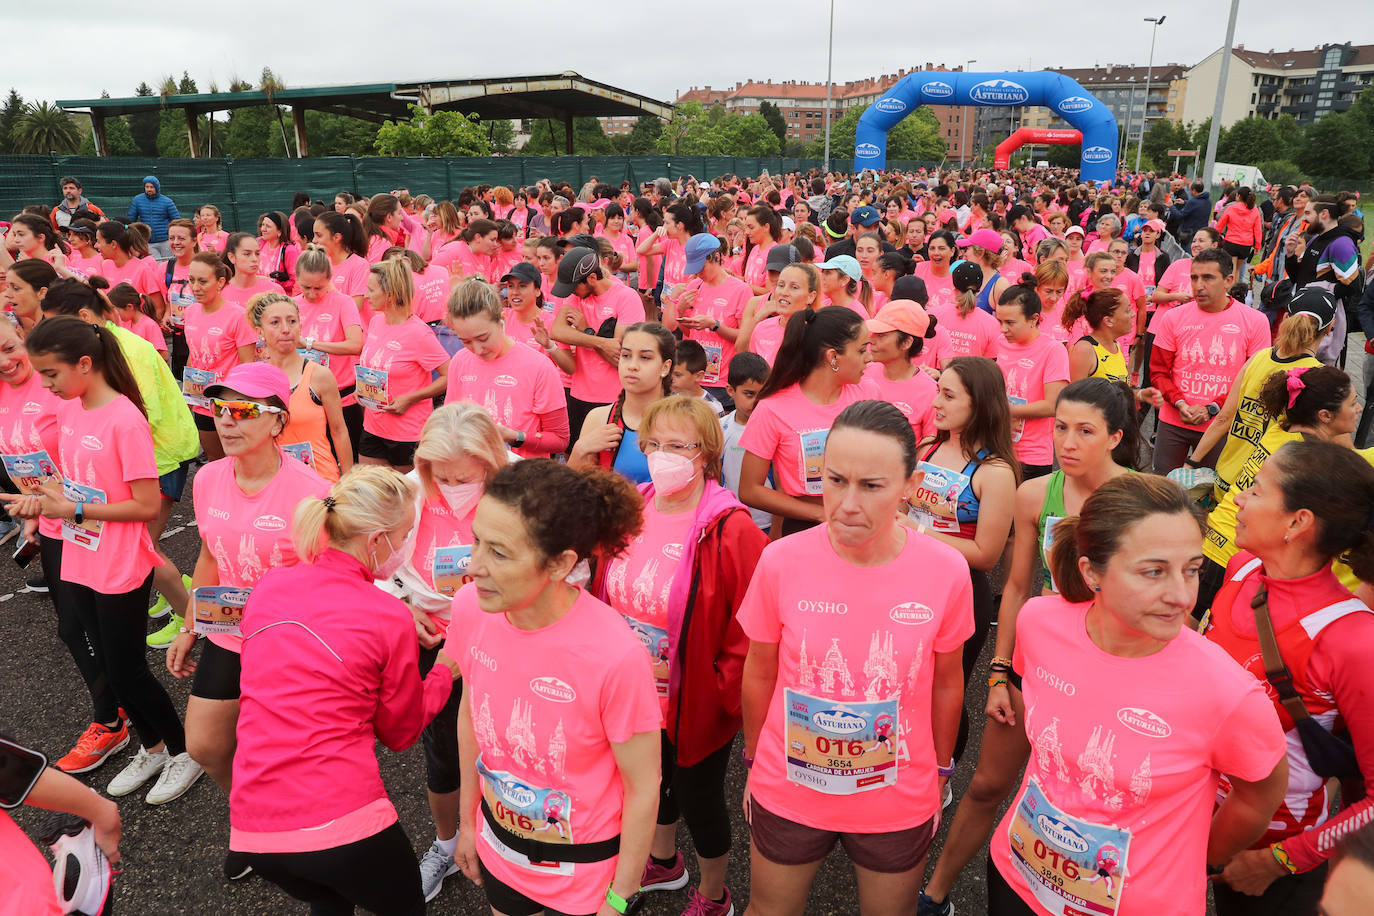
[975,275,999,314]
[913,443,988,539]
[612,427,652,484]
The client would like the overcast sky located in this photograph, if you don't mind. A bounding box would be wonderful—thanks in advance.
[7,1,1372,107]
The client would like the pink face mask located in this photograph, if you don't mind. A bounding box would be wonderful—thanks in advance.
[647,451,698,495]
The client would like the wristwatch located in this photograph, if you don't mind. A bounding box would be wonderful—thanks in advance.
[1205,403,1220,418]
[73,501,85,526]
[303,337,315,350]
[712,319,721,332]
[513,430,527,448]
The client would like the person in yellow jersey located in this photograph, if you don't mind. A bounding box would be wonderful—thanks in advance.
[1186,286,1334,506]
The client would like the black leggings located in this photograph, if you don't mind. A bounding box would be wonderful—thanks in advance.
[955,568,995,762]
[1213,860,1326,916]
[417,645,463,794]
[656,732,734,859]
[40,535,119,725]
[986,856,1039,916]
[243,821,424,916]
[67,570,185,755]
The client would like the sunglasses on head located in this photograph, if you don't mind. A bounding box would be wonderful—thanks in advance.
[211,399,283,421]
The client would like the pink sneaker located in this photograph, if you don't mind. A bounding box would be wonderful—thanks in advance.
[640,851,689,893]
[682,887,734,916]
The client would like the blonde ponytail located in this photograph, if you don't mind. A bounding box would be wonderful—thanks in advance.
[293,465,416,562]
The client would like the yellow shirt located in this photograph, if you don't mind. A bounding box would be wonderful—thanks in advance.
[1334,447,1374,593]
[1079,335,1127,383]
[1211,347,1321,503]
[106,322,200,475]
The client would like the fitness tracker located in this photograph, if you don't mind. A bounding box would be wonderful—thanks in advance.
[73,501,85,526]
[513,430,527,449]
[605,884,636,914]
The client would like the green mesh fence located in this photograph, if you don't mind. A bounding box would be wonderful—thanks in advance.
[0,154,941,231]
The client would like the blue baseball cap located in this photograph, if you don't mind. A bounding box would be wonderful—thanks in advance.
[850,205,882,227]
[816,255,862,282]
[684,233,722,274]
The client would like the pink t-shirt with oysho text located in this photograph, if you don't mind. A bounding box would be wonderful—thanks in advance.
[991,595,1284,916]
[750,314,787,366]
[446,587,660,914]
[1151,300,1270,431]
[997,333,1070,466]
[55,395,161,593]
[0,369,63,539]
[927,303,1001,360]
[737,524,973,832]
[566,281,646,404]
[445,342,564,457]
[863,363,937,442]
[739,379,882,498]
[296,290,363,390]
[97,257,162,298]
[1154,257,1193,313]
[680,274,752,386]
[358,314,450,442]
[193,453,329,652]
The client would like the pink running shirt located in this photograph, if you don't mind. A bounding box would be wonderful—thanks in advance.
[863,363,937,442]
[997,334,1070,466]
[1151,300,1270,431]
[565,281,645,404]
[0,370,62,539]
[357,315,450,442]
[927,303,1001,359]
[183,301,257,416]
[681,274,751,385]
[739,379,882,498]
[296,290,363,391]
[444,342,564,458]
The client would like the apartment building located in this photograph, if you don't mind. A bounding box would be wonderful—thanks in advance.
[1021,64,1188,146]
[1182,42,1374,127]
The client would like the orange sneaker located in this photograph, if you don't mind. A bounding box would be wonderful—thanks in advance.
[55,717,131,774]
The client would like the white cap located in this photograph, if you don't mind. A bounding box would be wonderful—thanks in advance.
[781,216,796,231]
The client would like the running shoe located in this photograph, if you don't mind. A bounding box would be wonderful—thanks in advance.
[25,573,48,593]
[224,850,253,882]
[106,747,168,797]
[148,573,193,619]
[917,892,953,916]
[640,850,689,893]
[55,716,130,774]
[145,751,204,805]
[682,887,734,916]
[41,811,112,916]
[418,840,460,902]
[147,613,184,649]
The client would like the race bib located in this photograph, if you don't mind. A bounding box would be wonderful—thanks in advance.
[799,429,829,496]
[1009,395,1027,443]
[783,689,899,795]
[1,449,59,496]
[168,297,191,329]
[1042,515,1065,592]
[477,756,576,875]
[1007,778,1131,916]
[431,544,473,597]
[61,480,105,551]
[908,461,971,533]
[182,366,216,409]
[701,341,724,385]
[298,346,328,366]
[622,614,671,699]
[280,442,313,466]
[355,365,390,411]
[191,585,251,637]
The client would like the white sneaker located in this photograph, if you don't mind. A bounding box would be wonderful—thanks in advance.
[419,840,460,902]
[106,748,168,797]
[146,752,204,805]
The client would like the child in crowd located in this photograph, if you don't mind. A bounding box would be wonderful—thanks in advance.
[672,338,726,416]
[719,352,773,530]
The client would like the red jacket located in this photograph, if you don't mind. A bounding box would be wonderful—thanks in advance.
[593,482,767,766]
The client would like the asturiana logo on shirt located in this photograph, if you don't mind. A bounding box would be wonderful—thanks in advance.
[317,313,333,323]
[662,543,683,561]
[923,81,955,99]
[386,340,403,351]
[855,143,882,159]
[1057,96,1095,114]
[80,435,103,451]
[874,97,908,113]
[970,79,1029,105]
[1117,706,1172,738]
[494,375,518,388]
[529,676,577,703]
[253,514,288,532]
[1036,814,1091,854]
[1081,146,1114,164]
[889,602,934,625]
[812,708,867,733]
[21,401,40,415]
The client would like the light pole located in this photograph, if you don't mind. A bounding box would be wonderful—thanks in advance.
[1203,0,1240,188]
[1136,15,1166,173]
[960,59,976,167]
[822,0,835,172]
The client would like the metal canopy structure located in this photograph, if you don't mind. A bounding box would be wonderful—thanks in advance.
[57,71,673,158]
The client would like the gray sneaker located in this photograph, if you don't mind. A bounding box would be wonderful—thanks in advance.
[419,840,459,902]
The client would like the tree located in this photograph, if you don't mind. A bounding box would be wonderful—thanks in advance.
[178,71,198,95]
[10,102,81,154]
[759,100,787,145]
[1217,117,1280,165]
[611,115,663,154]
[654,102,779,156]
[1141,118,1192,169]
[804,105,944,162]
[1298,112,1370,180]
[220,78,273,158]
[266,110,378,157]
[522,116,615,156]
[375,104,491,157]
[1271,114,1306,164]
[128,82,160,156]
[0,89,25,154]
[485,119,516,156]
[76,93,139,156]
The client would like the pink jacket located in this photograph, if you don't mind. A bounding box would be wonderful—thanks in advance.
[230,548,452,835]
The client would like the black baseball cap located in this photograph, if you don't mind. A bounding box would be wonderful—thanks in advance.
[951,261,984,293]
[501,262,541,287]
[551,248,599,297]
[891,275,929,307]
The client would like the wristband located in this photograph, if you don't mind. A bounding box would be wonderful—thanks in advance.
[605,885,635,914]
[1271,842,1298,875]
[937,759,956,778]
[1184,456,1202,468]
[74,501,85,525]
[513,430,527,448]
[988,675,1010,690]
[990,656,1013,669]
[741,747,755,769]
[712,319,721,332]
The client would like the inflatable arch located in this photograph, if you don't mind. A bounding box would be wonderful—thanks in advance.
[853,71,1119,182]
[994,128,1081,169]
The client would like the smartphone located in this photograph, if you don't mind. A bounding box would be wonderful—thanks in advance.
[13,536,38,569]
[0,736,48,808]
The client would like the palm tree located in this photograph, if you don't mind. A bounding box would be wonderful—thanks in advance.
[10,102,80,154]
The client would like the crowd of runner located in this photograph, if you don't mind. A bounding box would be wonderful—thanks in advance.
[2,164,1374,916]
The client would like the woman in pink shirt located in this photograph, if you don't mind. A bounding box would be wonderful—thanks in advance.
[363,193,409,264]
[995,283,1070,477]
[930,262,1001,360]
[444,278,570,458]
[635,203,699,312]
[162,219,199,376]
[8,317,200,806]
[94,221,166,320]
[598,203,639,288]
[998,230,1034,282]
[107,282,169,362]
[256,210,299,296]
[183,251,257,461]
[864,298,939,441]
[230,466,459,914]
[740,400,973,914]
[293,245,364,456]
[741,205,781,295]
[739,306,880,535]
[737,253,808,366]
[985,474,1286,916]
[7,213,72,275]
[312,211,370,315]
[5,259,57,332]
[63,218,105,279]
[196,205,228,253]
[219,233,284,312]
[449,459,661,916]
[914,231,958,315]
[356,259,450,472]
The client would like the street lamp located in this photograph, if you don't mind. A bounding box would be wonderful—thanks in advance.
[1136,15,1166,173]
[822,0,835,172]
[960,59,976,167]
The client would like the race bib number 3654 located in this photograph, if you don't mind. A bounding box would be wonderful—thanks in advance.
[783,689,898,795]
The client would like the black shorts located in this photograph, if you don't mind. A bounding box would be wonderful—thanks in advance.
[1220,239,1254,261]
[190,638,242,701]
[159,461,191,501]
[193,411,217,432]
[357,430,418,466]
[476,859,595,916]
[1020,463,1054,480]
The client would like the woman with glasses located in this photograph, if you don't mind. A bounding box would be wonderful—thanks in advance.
[592,395,768,915]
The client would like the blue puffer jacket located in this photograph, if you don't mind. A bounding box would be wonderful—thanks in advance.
[125,175,181,243]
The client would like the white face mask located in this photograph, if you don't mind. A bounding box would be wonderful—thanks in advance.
[371,526,416,580]
[437,481,483,518]
[647,451,699,495]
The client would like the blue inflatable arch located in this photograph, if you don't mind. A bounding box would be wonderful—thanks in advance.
[853,71,1119,183]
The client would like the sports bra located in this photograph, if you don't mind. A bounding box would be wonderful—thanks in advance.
[975,275,999,314]
[909,443,988,540]
[1080,335,1128,383]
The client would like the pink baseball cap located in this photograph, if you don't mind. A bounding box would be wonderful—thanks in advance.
[957,228,1005,251]
[204,362,291,405]
[1142,218,1167,232]
[867,299,931,338]
[936,208,957,225]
